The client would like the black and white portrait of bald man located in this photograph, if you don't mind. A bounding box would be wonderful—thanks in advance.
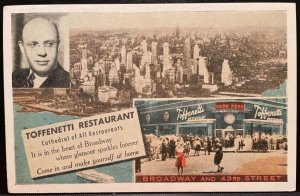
[12,17,70,88]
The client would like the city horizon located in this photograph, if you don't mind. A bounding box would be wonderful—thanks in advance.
[70,25,287,34]
[62,11,286,31]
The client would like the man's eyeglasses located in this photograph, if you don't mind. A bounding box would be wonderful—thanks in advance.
[24,41,58,49]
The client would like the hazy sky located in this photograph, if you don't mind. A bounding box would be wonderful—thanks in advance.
[63,11,286,30]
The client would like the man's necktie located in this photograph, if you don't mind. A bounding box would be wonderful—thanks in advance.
[25,73,35,88]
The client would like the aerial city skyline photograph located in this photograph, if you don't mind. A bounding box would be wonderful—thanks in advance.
[14,11,287,116]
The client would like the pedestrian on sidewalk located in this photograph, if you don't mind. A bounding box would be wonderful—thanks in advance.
[203,137,208,155]
[169,139,176,158]
[214,142,224,172]
[175,143,186,175]
[135,158,141,173]
[207,137,212,155]
[204,137,212,155]
[194,138,201,156]
[161,139,167,161]
[184,140,191,157]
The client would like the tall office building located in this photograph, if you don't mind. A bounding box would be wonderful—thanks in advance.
[163,42,172,75]
[146,51,152,65]
[142,39,147,54]
[144,62,152,94]
[221,59,233,86]
[108,63,119,86]
[151,41,158,60]
[133,64,143,93]
[184,37,191,68]
[203,57,211,84]
[193,44,200,60]
[176,64,183,84]
[193,59,198,75]
[80,48,88,79]
[151,56,158,65]
[115,57,120,71]
[121,45,127,66]
[141,51,152,70]
[145,62,151,79]
[126,51,133,70]
[202,57,218,92]
[151,42,158,64]
[198,56,205,76]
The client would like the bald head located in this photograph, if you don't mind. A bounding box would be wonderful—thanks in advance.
[19,18,60,77]
[22,18,59,42]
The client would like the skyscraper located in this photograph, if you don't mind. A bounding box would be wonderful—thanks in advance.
[108,62,119,86]
[193,44,200,60]
[184,37,191,68]
[203,57,210,83]
[145,62,151,79]
[151,42,158,65]
[126,51,133,70]
[146,51,152,65]
[121,45,127,66]
[163,42,171,75]
[142,39,147,54]
[151,42,157,58]
[80,48,88,79]
[115,57,120,71]
[176,63,183,84]
[133,64,143,93]
[198,56,205,76]
[221,59,233,86]
[141,51,152,71]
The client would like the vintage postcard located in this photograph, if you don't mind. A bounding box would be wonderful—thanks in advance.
[3,3,296,193]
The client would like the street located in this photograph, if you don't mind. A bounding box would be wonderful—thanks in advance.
[137,150,287,176]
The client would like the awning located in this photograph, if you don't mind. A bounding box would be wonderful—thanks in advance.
[243,119,283,125]
[212,109,251,113]
[141,119,216,126]
[179,123,209,128]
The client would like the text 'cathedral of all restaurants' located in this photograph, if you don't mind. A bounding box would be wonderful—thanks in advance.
[135,99,287,150]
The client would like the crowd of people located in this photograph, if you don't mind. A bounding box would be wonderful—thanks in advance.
[144,132,287,160]
[224,132,287,152]
[135,132,287,175]
[143,134,221,162]
[140,134,224,175]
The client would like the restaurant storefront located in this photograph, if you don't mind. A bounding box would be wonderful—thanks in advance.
[136,99,287,138]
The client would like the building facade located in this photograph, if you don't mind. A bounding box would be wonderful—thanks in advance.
[136,99,287,138]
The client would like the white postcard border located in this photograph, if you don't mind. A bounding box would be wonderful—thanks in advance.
[4,3,296,193]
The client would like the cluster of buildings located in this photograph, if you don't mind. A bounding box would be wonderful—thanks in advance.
[12,27,287,116]
[69,27,286,104]
[29,27,284,116]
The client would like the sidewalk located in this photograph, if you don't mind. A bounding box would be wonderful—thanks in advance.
[138,150,287,176]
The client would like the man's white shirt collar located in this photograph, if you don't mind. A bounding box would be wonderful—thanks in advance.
[28,70,48,88]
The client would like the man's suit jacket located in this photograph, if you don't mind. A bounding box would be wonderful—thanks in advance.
[12,63,70,88]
